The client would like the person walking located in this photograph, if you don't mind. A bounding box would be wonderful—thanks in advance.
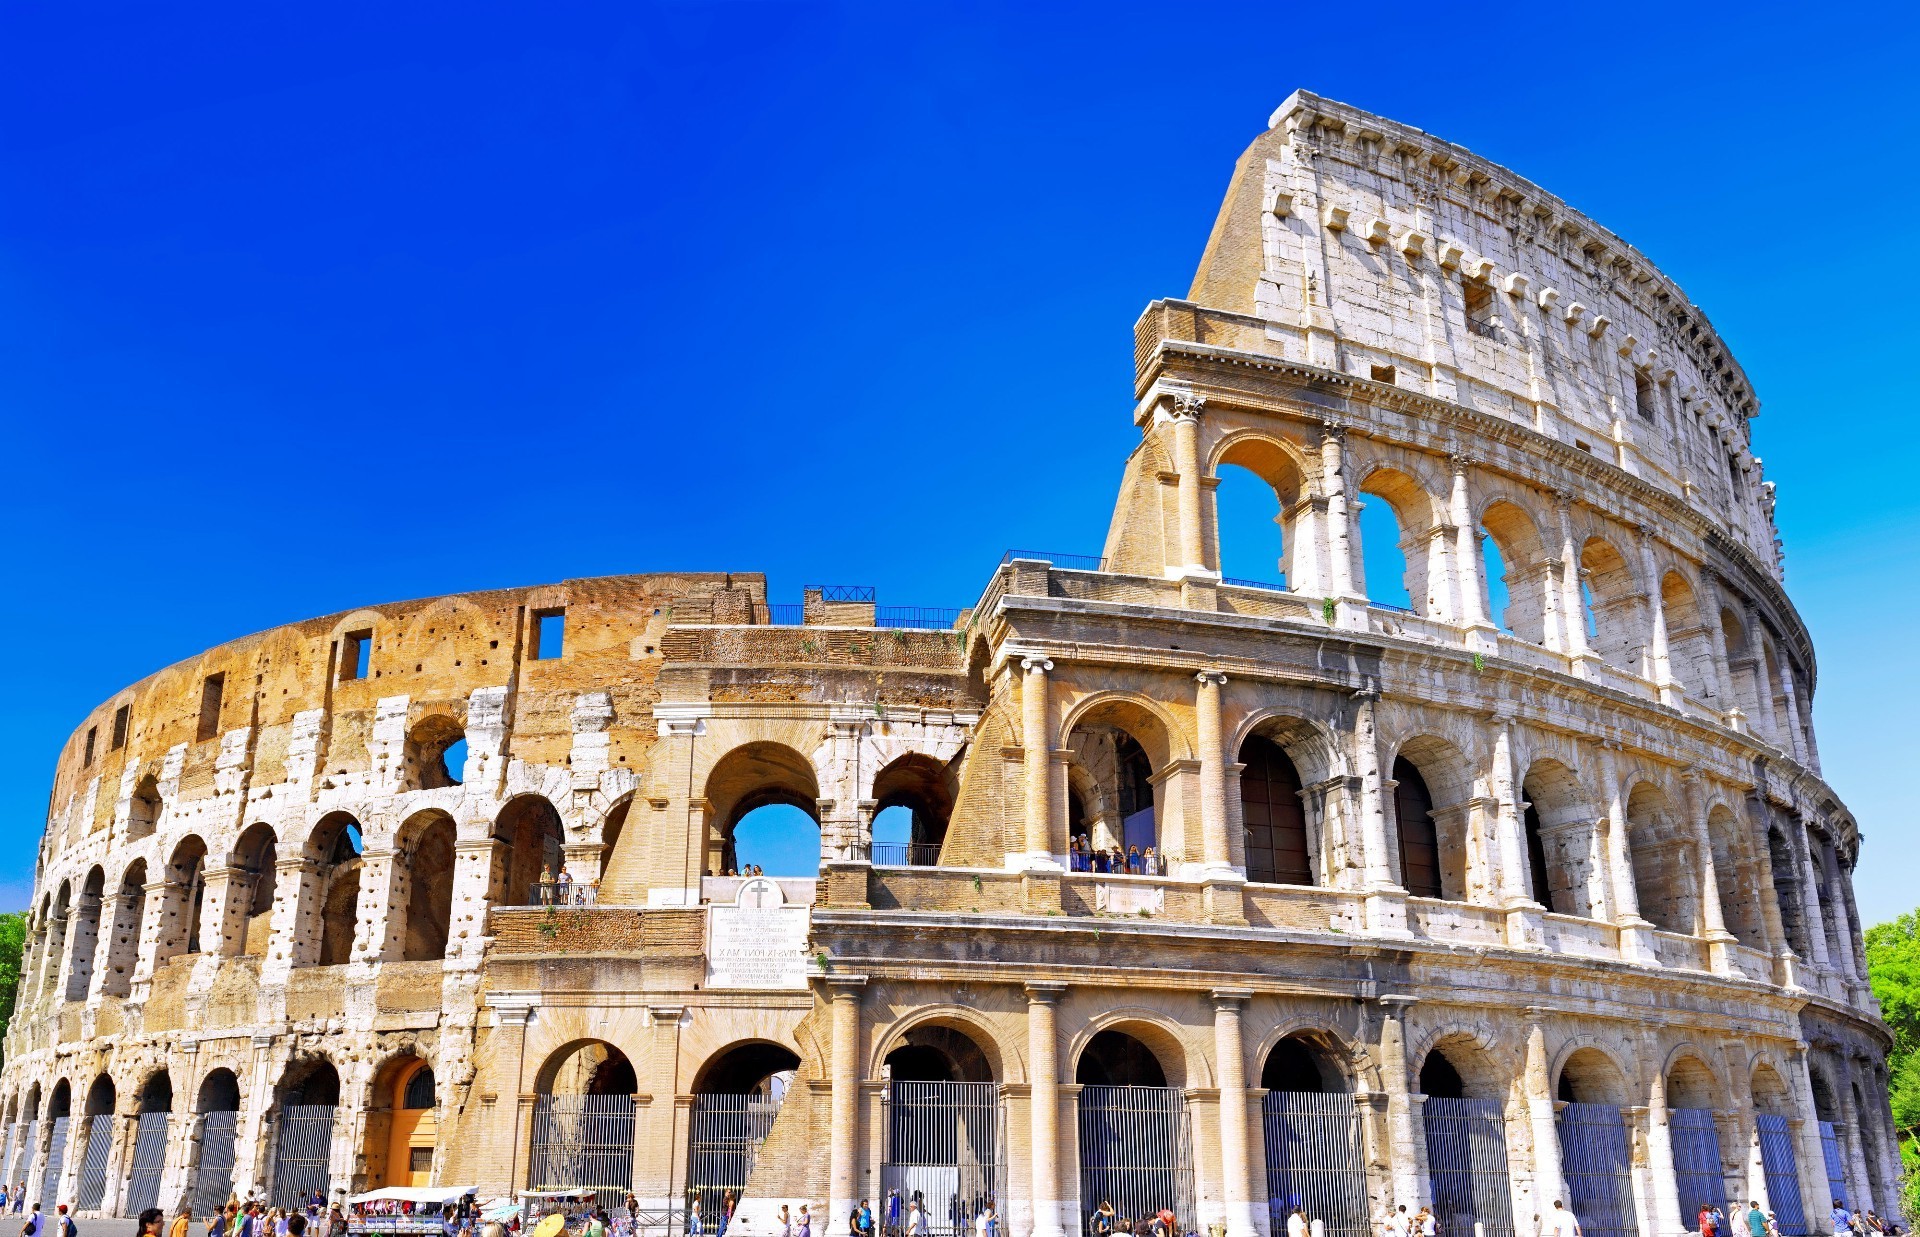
[972,1205,996,1237]
[851,1200,874,1237]
[904,1201,926,1237]
[795,1207,811,1237]
[1833,1202,1855,1237]
[20,1202,42,1237]
[1700,1205,1718,1237]
[1745,1202,1768,1237]
[1544,1201,1579,1237]
[170,1203,193,1237]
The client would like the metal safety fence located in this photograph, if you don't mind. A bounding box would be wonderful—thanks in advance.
[41,1116,69,1212]
[530,1094,636,1197]
[879,1081,1003,1237]
[1075,1085,1195,1234]
[1260,1090,1367,1237]
[685,1093,783,1224]
[1557,1104,1634,1237]
[1819,1120,1847,1207]
[0,1125,15,1199]
[1670,1108,1726,1222]
[193,1112,239,1218]
[14,1120,37,1199]
[76,1113,114,1212]
[123,1113,169,1217]
[1756,1113,1808,1236]
[1422,1097,1515,1237]
[270,1104,337,1208]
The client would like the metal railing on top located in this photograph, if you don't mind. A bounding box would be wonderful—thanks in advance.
[529,880,601,907]
[763,604,805,625]
[874,606,961,630]
[1001,549,1106,572]
[873,843,944,867]
[1221,576,1288,591]
[816,584,875,602]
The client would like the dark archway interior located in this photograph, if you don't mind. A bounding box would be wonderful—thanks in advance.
[1240,735,1310,886]
[694,1043,801,1096]
[1393,758,1441,899]
[197,1070,241,1113]
[48,1081,71,1121]
[1261,1037,1335,1093]
[280,1061,341,1107]
[587,1051,638,1096]
[1076,1030,1167,1087]
[1522,801,1554,911]
[139,1072,173,1114]
[884,1026,993,1084]
[1419,1051,1465,1099]
[84,1074,116,1116]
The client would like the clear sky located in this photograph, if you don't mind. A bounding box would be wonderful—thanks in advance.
[1,2,1914,922]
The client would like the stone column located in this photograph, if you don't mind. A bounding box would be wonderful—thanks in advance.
[1195,672,1233,875]
[1776,667,1811,766]
[1636,533,1681,705]
[1377,1000,1427,1207]
[1815,840,1860,985]
[1644,1060,1682,1237]
[1523,1022,1564,1210]
[1789,824,1832,971]
[827,976,867,1226]
[1788,1045,1837,1222]
[232,1033,277,1200]
[1020,655,1059,868]
[1554,493,1594,665]
[1212,991,1257,1237]
[1170,393,1212,578]
[1679,776,1736,974]
[1352,693,1408,937]
[262,856,323,982]
[1026,983,1067,1237]
[1597,747,1655,962]
[1833,1059,1874,1212]
[1319,423,1364,626]
[1449,457,1497,654]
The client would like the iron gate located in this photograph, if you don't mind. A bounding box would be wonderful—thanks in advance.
[1076,1085,1196,1233]
[41,1116,70,1211]
[1261,1091,1367,1237]
[76,1114,114,1211]
[193,1111,239,1218]
[270,1104,337,1208]
[1557,1104,1634,1237]
[1755,1113,1808,1236]
[0,1125,15,1198]
[529,1094,636,1196]
[880,1081,1004,1237]
[1818,1120,1847,1208]
[1670,1108,1726,1222]
[123,1113,169,1217]
[1422,1097,1515,1237]
[15,1120,37,1197]
[685,1093,783,1224]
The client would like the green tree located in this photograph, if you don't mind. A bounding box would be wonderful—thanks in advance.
[1865,911,1920,1216]
[0,909,25,1062]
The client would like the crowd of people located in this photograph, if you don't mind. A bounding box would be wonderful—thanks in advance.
[1067,839,1162,876]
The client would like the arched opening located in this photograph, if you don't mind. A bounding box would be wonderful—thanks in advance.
[63,867,106,1002]
[1261,1035,1365,1237]
[1666,1057,1726,1222]
[1625,784,1699,935]
[493,794,566,905]
[1519,760,1594,917]
[12,1085,41,1200]
[1750,1062,1809,1235]
[39,882,72,1002]
[74,1074,117,1212]
[1418,1040,1514,1237]
[39,1079,72,1213]
[1719,607,1764,723]
[686,1043,802,1225]
[1809,1069,1850,1208]
[1357,492,1413,610]
[1660,573,1715,700]
[270,1059,340,1208]
[1066,702,1176,874]
[190,1067,242,1224]
[704,743,821,878]
[307,813,364,967]
[1239,733,1312,886]
[601,798,631,889]
[1212,436,1308,590]
[128,774,161,840]
[1357,468,1439,615]
[1391,758,1442,900]
[1480,502,1550,646]
[230,822,278,957]
[124,1072,174,1217]
[364,1055,438,1189]
[1707,806,1765,949]
[881,1026,1001,1234]
[871,754,957,867]
[162,836,207,961]
[405,716,467,789]
[1768,827,1812,958]
[1554,1049,1634,1237]
[531,1042,639,1198]
[1075,1029,1194,1227]
[1579,538,1645,673]
[98,860,145,998]
[396,811,456,962]
[1761,640,1795,744]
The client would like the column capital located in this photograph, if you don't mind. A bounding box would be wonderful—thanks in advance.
[1019,654,1054,675]
[1024,981,1066,1004]
[1167,390,1206,420]
[1195,670,1229,688]
[1449,451,1478,474]
[824,973,869,993]
[1209,987,1252,1009]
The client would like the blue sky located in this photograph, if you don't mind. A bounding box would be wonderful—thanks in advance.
[1,2,1914,922]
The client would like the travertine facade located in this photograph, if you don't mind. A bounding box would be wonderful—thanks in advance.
[2,92,1896,1237]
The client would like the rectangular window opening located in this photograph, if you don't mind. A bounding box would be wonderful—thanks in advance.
[1370,363,1397,385]
[533,608,566,661]
[340,629,373,681]
[1635,369,1657,421]
[83,727,97,767]
[197,673,225,742]
[1463,280,1497,337]
[112,704,130,751]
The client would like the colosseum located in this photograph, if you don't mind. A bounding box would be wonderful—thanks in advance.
[1,90,1898,1237]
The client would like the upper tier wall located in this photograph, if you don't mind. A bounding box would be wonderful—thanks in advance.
[1188,91,1778,571]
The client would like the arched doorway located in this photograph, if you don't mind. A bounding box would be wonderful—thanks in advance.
[1417,1041,1515,1237]
[74,1073,116,1213]
[704,744,821,878]
[190,1070,241,1217]
[1392,759,1442,899]
[306,814,364,967]
[12,1086,39,1200]
[494,795,566,906]
[871,755,957,867]
[1809,1069,1848,1208]
[529,1041,638,1198]
[40,1079,72,1212]
[1239,736,1311,886]
[686,1043,801,1227]
[1552,1049,1633,1237]
[269,1058,340,1207]
[1074,1029,1194,1229]
[1666,1056,1726,1223]
[1260,1036,1365,1237]
[879,1026,1002,1236]
[1751,1063,1807,1234]
[364,1056,438,1188]
[123,1072,172,1218]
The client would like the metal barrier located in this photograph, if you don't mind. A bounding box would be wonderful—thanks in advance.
[192,1111,239,1218]
[14,1120,37,1202]
[880,1081,1003,1237]
[873,607,962,631]
[873,844,943,867]
[529,1094,636,1196]
[1075,1085,1195,1234]
[0,1125,15,1202]
[685,1093,783,1223]
[123,1112,168,1217]
[1001,550,1106,573]
[75,1113,114,1212]
[529,881,601,907]
[1421,1097,1515,1237]
[1819,1119,1847,1207]
[1260,1091,1367,1237]
[270,1104,337,1208]
[41,1116,69,1212]
[1670,1108,1726,1222]
[763,605,805,626]
[1557,1104,1634,1237]
[1756,1113,1808,1235]
[817,585,876,603]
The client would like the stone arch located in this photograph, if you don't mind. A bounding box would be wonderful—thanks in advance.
[1479,498,1552,644]
[1389,734,1475,902]
[1708,803,1766,949]
[1625,782,1699,935]
[870,753,957,866]
[63,866,106,1001]
[228,822,279,957]
[701,741,821,877]
[127,773,161,841]
[1259,1029,1357,1093]
[305,812,365,967]
[404,714,467,790]
[1062,694,1190,867]
[1768,824,1812,959]
[1750,1059,1794,1117]
[1355,464,1445,615]
[274,1054,341,1109]
[395,809,457,962]
[1660,571,1717,699]
[689,1041,802,1097]
[162,834,209,960]
[492,793,566,904]
[1519,757,1596,917]
[882,1022,997,1085]
[83,1071,115,1117]
[1579,536,1646,673]
[1663,1050,1721,1109]
[363,1052,439,1189]
[195,1069,241,1113]
[1414,1031,1507,1102]
[872,1007,1012,1084]
[1068,1012,1198,1090]
[1553,1044,1631,1105]
[535,1040,641,1097]
[1718,606,1766,722]
[1237,717,1319,886]
[136,1070,173,1114]
[1210,430,1313,589]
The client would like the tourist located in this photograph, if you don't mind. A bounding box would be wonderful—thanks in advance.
[1746,1202,1768,1237]
[1090,1202,1117,1237]
[1385,1205,1412,1237]
[1833,1205,1855,1237]
[137,1209,166,1237]
[1700,1205,1718,1237]
[289,1215,308,1237]
[852,1199,874,1237]
[170,1203,193,1237]
[688,1197,703,1237]
[885,1191,901,1237]
[1545,1201,1578,1237]
[1152,1209,1176,1237]
[972,1205,996,1237]
[557,865,573,904]
[904,1201,925,1237]
[1143,846,1161,876]
[585,1209,607,1237]
[21,1202,42,1237]
[796,1206,812,1237]
[777,1206,792,1237]
[538,864,554,904]
[1414,1206,1436,1237]
[54,1205,76,1237]
[0,1188,8,1215]
[1285,1208,1308,1237]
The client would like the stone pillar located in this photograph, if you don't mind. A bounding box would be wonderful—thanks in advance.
[1170,393,1212,578]
[1195,672,1233,875]
[1026,983,1066,1237]
[1679,776,1736,974]
[1776,666,1811,766]
[1815,840,1860,985]
[1377,1002,1426,1207]
[1790,824,1833,971]
[827,976,866,1226]
[1319,423,1364,626]
[262,856,323,982]
[132,880,175,988]
[354,848,405,963]
[1597,748,1655,963]
[1637,533,1682,705]
[1833,1060,1874,1213]
[1554,493,1594,665]
[1788,1045,1837,1222]
[1352,694,1408,937]
[1449,458,1497,654]
[232,1033,277,1200]
[86,891,136,1002]
[1212,991,1256,1237]
[1020,656,1058,869]
[1644,1061,1682,1237]
[1523,1022,1564,1210]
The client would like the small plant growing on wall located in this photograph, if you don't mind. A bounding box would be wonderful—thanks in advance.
[1322,597,1337,624]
